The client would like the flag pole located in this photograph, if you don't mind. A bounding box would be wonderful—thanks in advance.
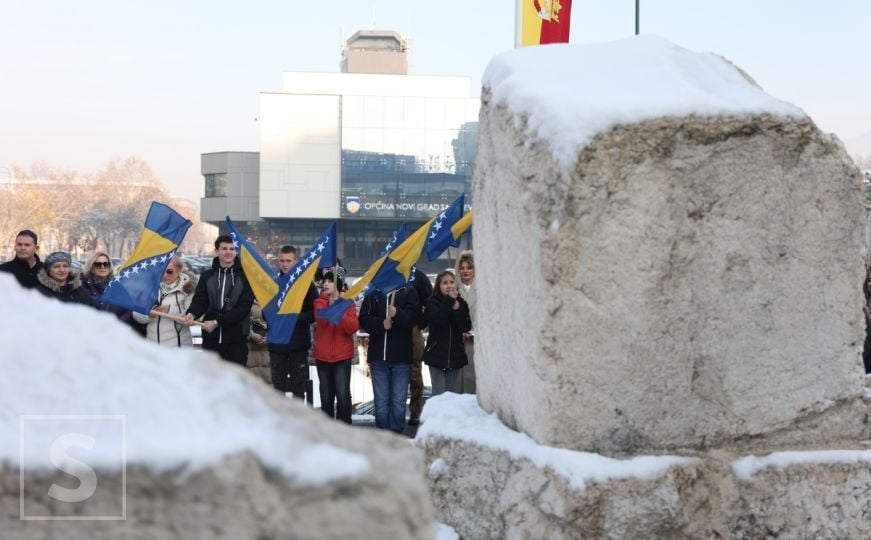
[151,310,204,326]
[514,0,523,47]
[635,0,640,35]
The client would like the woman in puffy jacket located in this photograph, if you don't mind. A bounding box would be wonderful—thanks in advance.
[423,271,472,395]
[312,270,359,423]
[133,257,195,347]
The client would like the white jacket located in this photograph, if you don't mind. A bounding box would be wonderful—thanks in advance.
[133,273,195,347]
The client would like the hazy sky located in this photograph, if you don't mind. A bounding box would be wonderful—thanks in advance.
[2,1,869,201]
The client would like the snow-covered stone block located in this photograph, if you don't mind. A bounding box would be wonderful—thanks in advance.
[0,275,434,539]
[418,394,871,539]
[474,36,867,454]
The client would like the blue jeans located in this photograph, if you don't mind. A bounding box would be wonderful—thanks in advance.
[370,360,410,433]
[316,359,352,424]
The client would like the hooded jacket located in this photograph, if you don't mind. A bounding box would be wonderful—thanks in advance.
[187,257,254,346]
[133,272,196,347]
[422,294,471,370]
[359,286,420,364]
[36,269,86,303]
[312,293,359,362]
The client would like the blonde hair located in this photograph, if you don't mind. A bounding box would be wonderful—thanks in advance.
[84,251,112,275]
[455,249,474,276]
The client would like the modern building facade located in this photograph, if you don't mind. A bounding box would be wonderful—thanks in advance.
[201,30,477,274]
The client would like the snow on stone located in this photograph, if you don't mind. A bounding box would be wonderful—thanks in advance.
[416,393,696,491]
[428,457,448,476]
[0,275,368,485]
[435,522,459,540]
[482,35,806,171]
[732,449,871,481]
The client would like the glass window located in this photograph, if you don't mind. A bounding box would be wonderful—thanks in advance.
[383,97,404,129]
[363,96,385,128]
[340,95,477,219]
[343,96,365,128]
[205,173,227,197]
[403,97,425,127]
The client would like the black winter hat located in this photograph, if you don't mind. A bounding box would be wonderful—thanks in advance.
[322,268,346,291]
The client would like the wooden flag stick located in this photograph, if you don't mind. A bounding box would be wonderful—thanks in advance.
[149,310,204,327]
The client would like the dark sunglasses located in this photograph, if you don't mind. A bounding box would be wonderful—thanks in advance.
[92,261,111,268]
[164,268,177,275]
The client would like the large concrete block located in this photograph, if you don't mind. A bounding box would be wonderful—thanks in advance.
[475,92,866,454]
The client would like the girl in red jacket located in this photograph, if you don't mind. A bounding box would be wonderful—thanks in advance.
[313,270,359,423]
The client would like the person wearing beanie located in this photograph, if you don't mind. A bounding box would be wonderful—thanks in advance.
[36,251,87,303]
[312,268,359,423]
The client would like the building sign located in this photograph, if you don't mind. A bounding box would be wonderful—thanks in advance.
[340,196,471,218]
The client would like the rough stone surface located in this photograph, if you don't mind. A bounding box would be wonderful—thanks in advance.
[474,92,867,454]
[422,435,871,540]
[2,381,435,540]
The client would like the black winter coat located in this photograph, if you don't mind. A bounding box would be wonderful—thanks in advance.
[187,257,254,346]
[411,268,433,329]
[422,295,471,370]
[0,256,43,289]
[359,286,420,364]
[36,269,87,304]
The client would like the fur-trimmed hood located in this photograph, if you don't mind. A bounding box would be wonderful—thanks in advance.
[160,271,196,297]
[37,268,82,293]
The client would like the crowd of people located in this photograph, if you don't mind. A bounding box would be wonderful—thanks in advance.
[1,229,477,435]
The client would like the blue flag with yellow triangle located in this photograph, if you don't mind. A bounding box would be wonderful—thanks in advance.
[424,194,467,261]
[262,222,337,345]
[99,202,192,313]
[317,222,409,324]
[226,216,279,309]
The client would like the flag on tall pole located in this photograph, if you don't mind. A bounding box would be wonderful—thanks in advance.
[516,0,573,47]
[99,202,192,313]
[316,222,410,324]
[262,222,337,345]
[423,194,468,261]
[226,216,279,309]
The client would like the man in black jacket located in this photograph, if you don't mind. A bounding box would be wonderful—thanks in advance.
[267,245,317,399]
[0,230,43,289]
[360,285,420,433]
[184,235,255,366]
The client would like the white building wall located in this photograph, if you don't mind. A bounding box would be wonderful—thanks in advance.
[259,93,341,219]
[282,72,471,98]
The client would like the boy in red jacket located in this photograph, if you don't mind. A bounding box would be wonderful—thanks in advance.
[312,270,359,423]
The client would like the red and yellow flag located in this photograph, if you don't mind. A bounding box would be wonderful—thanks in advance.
[517,0,573,47]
